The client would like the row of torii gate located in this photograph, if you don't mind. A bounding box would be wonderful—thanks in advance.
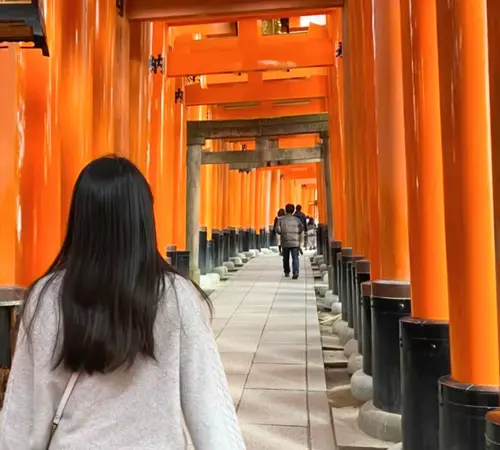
[184,113,330,282]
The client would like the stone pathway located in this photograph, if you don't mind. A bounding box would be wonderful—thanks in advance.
[208,252,336,450]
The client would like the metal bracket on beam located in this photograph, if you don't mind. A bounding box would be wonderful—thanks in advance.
[186,75,200,84]
[175,88,184,104]
[336,42,342,58]
[116,0,124,17]
[149,54,165,75]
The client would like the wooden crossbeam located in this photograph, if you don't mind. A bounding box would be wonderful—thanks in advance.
[188,113,328,143]
[202,146,322,165]
[210,99,327,120]
[127,0,344,23]
[167,25,335,76]
[186,75,327,106]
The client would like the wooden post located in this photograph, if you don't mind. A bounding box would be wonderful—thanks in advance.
[186,141,204,284]
[436,0,499,448]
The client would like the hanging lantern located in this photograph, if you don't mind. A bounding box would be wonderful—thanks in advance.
[0,0,48,56]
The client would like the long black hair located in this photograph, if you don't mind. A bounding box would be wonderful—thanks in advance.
[23,155,210,374]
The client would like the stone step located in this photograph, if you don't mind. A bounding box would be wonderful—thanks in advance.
[322,334,343,351]
[323,350,348,368]
[332,406,395,450]
[314,283,329,297]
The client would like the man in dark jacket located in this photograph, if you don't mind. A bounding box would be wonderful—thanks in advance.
[276,203,304,279]
[294,205,307,254]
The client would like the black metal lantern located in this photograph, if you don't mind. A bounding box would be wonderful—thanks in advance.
[0,0,49,56]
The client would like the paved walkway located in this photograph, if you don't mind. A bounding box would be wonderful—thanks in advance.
[209,252,336,450]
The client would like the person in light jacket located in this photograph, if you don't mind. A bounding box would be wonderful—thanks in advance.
[1,156,246,450]
[276,203,304,279]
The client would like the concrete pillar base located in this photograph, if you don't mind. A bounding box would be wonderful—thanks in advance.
[200,274,213,290]
[326,293,340,304]
[332,320,350,344]
[270,246,280,253]
[314,284,329,297]
[347,352,363,375]
[388,444,402,450]
[351,370,373,403]
[237,253,249,263]
[207,273,221,286]
[358,401,402,443]
[244,251,255,259]
[324,293,340,309]
[322,272,329,283]
[331,302,342,315]
[344,338,358,358]
[229,257,244,267]
[213,266,229,280]
[223,261,236,272]
[313,255,324,266]
[260,248,272,255]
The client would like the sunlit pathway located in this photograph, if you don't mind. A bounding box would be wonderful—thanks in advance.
[207,252,335,450]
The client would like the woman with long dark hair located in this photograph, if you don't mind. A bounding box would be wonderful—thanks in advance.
[0,156,245,449]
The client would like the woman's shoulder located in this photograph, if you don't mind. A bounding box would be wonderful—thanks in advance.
[25,272,63,314]
[160,273,211,328]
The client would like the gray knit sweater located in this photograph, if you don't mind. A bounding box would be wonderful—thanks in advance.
[0,274,246,449]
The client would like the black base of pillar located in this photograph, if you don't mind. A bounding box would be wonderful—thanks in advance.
[354,260,370,355]
[340,248,353,323]
[229,228,237,257]
[223,230,230,261]
[361,281,373,376]
[330,241,342,295]
[321,224,329,264]
[400,317,450,450]
[336,253,343,309]
[166,246,177,268]
[346,260,354,327]
[486,410,500,449]
[316,225,323,256]
[176,251,190,278]
[439,376,499,450]
[349,256,364,337]
[206,240,214,273]
[372,280,411,414]
[199,228,208,275]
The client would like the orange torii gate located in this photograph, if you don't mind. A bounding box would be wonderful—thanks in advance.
[126,0,344,23]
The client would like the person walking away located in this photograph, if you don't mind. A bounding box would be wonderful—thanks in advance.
[307,217,317,250]
[294,205,307,255]
[276,203,304,279]
[0,156,245,450]
[273,208,286,255]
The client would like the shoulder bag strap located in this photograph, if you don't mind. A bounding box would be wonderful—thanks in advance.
[47,373,80,448]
